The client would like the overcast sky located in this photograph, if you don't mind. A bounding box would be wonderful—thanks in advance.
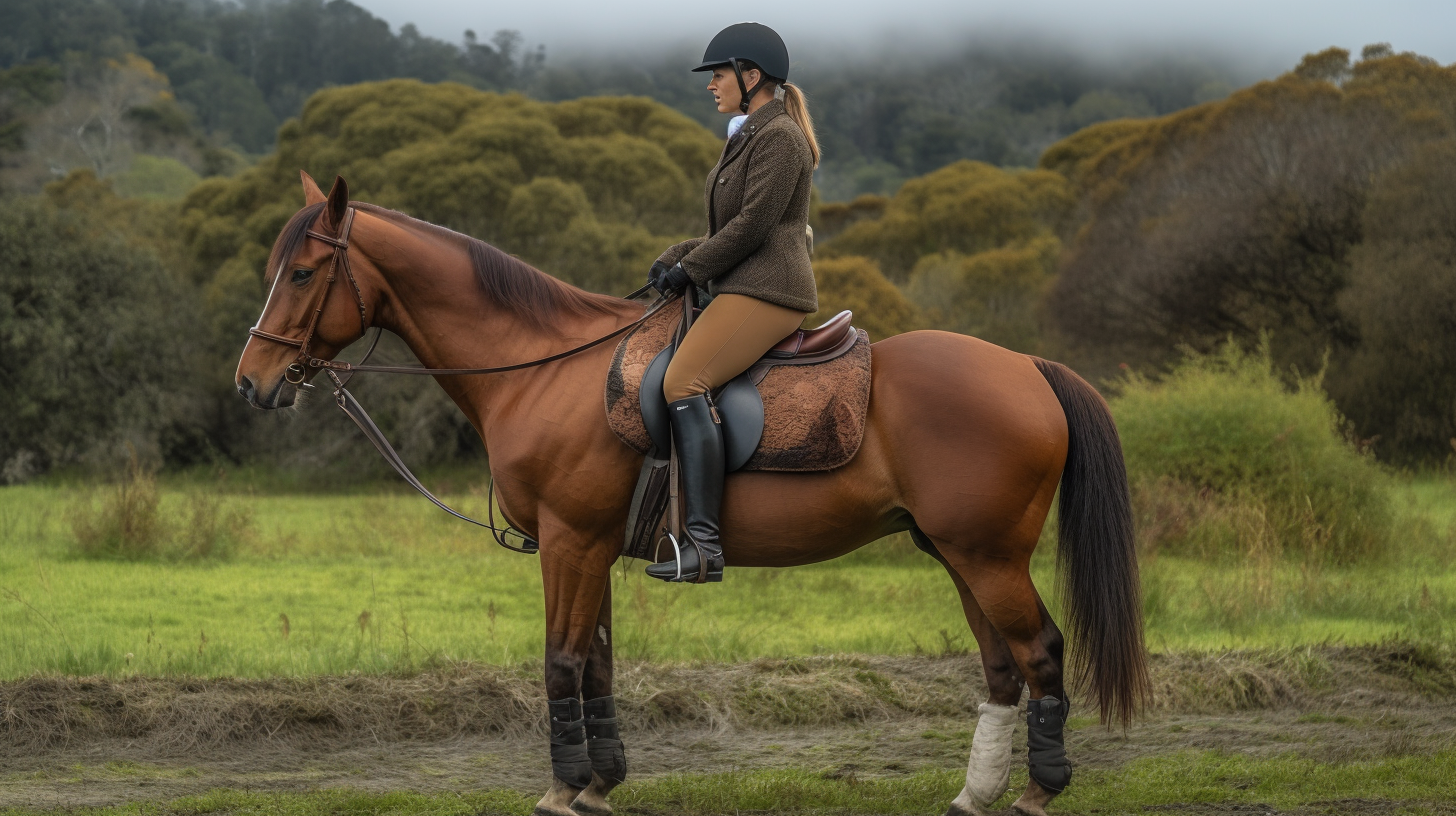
[358,0,1454,69]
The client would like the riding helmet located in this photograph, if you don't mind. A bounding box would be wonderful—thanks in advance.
[693,22,790,81]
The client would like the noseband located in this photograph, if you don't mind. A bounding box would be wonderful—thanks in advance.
[248,207,368,384]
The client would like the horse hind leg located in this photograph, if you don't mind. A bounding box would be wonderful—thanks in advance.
[918,528,1024,816]
[919,527,1070,816]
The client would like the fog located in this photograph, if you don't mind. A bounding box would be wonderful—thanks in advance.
[358,0,1455,68]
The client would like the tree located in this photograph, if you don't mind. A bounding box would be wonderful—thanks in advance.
[0,191,201,479]
[904,236,1059,354]
[1332,137,1456,462]
[1044,51,1433,377]
[808,257,920,342]
[823,160,1074,281]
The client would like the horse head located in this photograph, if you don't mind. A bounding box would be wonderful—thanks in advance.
[236,172,373,409]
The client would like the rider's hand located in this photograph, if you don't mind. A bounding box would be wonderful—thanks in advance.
[652,262,691,295]
[647,260,671,291]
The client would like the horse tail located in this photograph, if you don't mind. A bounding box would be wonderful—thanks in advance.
[1031,357,1149,727]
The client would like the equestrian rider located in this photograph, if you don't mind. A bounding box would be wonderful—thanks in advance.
[645,22,821,583]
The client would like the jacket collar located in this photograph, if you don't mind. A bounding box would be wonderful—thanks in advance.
[719,97,786,168]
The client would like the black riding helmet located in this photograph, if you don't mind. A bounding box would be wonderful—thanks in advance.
[693,22,789,114]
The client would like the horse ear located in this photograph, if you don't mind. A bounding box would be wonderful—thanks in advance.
[323,175,350,231]
[301,170,326,205]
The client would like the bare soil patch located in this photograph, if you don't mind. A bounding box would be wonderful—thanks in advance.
[1,644,1452,811]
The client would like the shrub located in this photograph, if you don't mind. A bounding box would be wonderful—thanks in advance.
[807,257,920,341]
[70,458,250,561]
[70,458,166,560]
[1111,340,1393,563]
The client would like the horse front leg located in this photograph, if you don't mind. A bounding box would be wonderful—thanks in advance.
[570,579,626,816]
[534,536,614,816]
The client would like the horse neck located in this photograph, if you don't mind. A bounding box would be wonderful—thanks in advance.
[352,211,632,412]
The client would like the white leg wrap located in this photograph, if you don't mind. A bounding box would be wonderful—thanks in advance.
[952,702,1019,811]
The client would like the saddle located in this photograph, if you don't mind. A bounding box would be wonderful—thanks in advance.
[604,295,873,559]
[637,309,860,471]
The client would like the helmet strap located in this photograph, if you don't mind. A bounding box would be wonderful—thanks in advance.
[729,58,767,115]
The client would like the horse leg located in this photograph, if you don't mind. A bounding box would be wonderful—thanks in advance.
[534,541,612,816]
[913,539,1022,815]
[570,580,625,816]
[935,536,1068,816]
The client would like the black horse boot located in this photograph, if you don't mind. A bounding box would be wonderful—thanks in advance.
[646,393,725,583]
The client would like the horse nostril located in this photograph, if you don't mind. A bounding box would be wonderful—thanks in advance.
[238,376,255,400]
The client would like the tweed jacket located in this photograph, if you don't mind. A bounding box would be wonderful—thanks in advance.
[654,98,818,313]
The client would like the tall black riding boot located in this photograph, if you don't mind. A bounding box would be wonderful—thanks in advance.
[646,393,725,583]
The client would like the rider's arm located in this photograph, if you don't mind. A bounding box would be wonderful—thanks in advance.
[655,236,707,268]
[678,127,802,286]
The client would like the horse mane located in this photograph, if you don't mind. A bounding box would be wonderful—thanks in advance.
[351,203,622,329]
[265,201,623,329]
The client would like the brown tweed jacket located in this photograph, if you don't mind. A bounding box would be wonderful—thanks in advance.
[654,98,818,313]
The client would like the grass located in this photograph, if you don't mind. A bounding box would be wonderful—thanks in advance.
[2,750,1456,814]
[0,476,1452,679]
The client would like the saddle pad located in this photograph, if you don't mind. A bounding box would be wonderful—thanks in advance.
[604,306,872,472]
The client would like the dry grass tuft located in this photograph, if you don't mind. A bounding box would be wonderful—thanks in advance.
[1,645,1450,759]
[68,457,251,561]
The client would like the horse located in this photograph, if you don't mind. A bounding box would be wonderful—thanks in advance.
[236,172,1148,816]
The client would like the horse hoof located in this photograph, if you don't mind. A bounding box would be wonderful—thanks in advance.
[570,772,617,815]
[1010,778,1058,816]
[534,778,586,816]
[944,801,986,816]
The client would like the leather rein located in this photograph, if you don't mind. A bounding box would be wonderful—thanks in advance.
[247,206,670,554]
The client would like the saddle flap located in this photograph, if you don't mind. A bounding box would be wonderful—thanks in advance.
[640,347,764,473]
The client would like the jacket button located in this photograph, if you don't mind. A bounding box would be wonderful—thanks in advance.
[718,178,726,184]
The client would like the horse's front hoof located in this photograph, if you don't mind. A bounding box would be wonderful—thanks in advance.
[944,801,987,816]
[570,772,617,815]
[1011,778,1058,816]
[533,778,586,816]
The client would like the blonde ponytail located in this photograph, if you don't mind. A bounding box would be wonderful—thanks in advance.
[780,82,820,167]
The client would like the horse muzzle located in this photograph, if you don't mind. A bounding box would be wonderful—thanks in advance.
[237,374,298,409]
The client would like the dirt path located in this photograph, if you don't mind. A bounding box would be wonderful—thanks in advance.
[1,646,1452,811]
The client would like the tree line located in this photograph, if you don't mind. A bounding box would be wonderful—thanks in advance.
[0,0,1245,200]
[2,42,1453,484]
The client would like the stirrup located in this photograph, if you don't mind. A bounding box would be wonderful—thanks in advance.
[649,533,723,583]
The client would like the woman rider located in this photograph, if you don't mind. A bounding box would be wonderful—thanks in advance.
[645,22,820,583]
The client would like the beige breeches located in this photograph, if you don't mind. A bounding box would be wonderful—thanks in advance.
[662,293,809,403]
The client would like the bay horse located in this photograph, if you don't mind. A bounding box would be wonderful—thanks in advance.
[236,173,1148,816]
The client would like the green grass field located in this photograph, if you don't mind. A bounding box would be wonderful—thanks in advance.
[1,475,1452,679]
[3,750,1456,815]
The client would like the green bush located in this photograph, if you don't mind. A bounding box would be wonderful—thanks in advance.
[1111,340,1393,563]
[70,458,251,561]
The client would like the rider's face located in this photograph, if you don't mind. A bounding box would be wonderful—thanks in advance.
[707,66,760,115]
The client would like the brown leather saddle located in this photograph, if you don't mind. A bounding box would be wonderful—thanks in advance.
[765,309,856,361]
[619,297,864,560]
[637,308,859,472]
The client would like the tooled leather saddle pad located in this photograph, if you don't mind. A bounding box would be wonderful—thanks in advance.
[604,305,872,472]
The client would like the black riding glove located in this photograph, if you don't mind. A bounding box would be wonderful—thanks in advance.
[652,262,691,295]
[647,260,671,292]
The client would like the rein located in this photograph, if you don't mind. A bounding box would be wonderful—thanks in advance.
[247,206,671,554]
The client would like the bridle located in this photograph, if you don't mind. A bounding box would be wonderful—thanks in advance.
[245,205,671,554]
[248,207,369,385]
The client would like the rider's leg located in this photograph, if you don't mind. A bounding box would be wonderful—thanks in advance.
[648,294,807,583]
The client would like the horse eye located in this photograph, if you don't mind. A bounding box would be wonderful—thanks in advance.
[291,267,314,284]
